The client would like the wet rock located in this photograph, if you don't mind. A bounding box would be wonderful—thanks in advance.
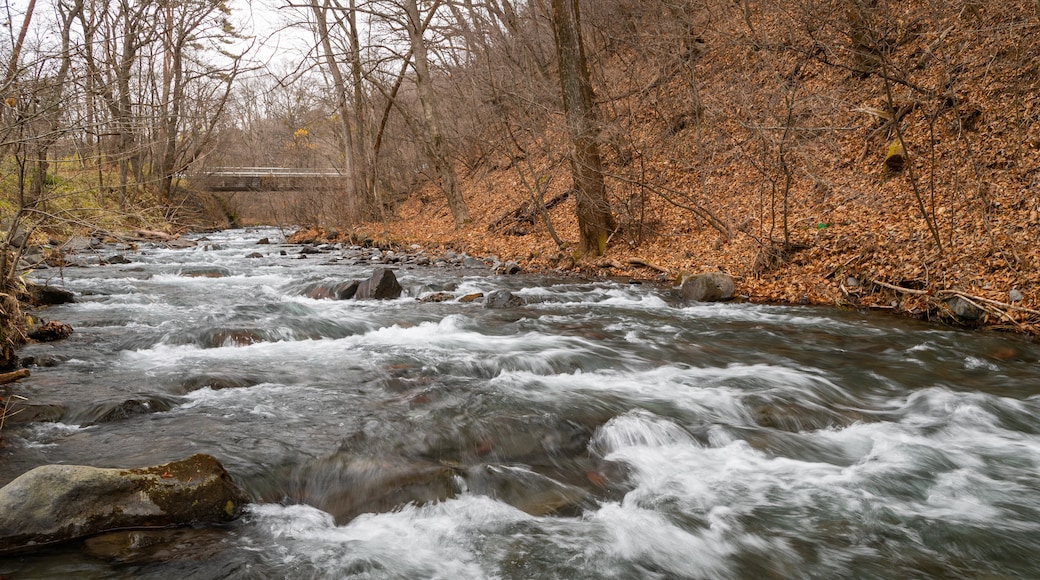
[80,396,181,426]
[463,256,486,269]
[25,283,75,306]
[163,238,197,249]
[418,292,455,303]
[17,354,62,367]
[750,401,869,432]
[495,261,522,275]
[176,373,262,394]
[204,328,266,347]
[0,454,250,553]
[484,289,523,309]
[104,255,132,265]
[61,235,98,252]
[28,321,73,342]
[0,402,65,425]
[459,292,484,303]
[256,237,270,245]
[464,464,591,516]
[303,281,360,300]
[180,266,232,278]
[946,295,984,321]
[286,455,458,524]
[85,528,235,565]
[245,252,264,259]
[354,268,402,300]
[680,272,735,302]
[299,245,322,255]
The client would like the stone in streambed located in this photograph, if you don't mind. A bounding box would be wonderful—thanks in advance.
[285,455,458,524]
[0,454,250,553]
[354,268,402,300]
[679,272,735,302]
[417,291,455,303]
[85,528,236,565]
[484,289,523,309]
[304,280,360,300]
[463,464,591,516]
[24,283,75,306]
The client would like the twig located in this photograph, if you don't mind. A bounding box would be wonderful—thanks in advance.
[939,290,1040,317]
[627,258,669,274]
[868,278,930,295]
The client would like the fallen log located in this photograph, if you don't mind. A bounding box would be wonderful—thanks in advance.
[0,369,30,385]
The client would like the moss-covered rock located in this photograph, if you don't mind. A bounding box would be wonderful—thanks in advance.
[0,453,251,553]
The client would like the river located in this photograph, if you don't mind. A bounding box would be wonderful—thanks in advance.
[2,227,1039,578]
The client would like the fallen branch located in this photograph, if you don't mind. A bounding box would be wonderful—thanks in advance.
[867,278,930,295]
[0,368,30,385]
[595,259,626,270]
[627,258,669,274]
[937,291,1024,329]
[938,290,1040,318]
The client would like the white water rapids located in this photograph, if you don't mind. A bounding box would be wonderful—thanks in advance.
[2,227,1039,578]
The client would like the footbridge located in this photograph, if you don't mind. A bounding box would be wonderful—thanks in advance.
[194,167,346,192]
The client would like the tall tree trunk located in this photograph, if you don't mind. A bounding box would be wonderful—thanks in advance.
[550,0,615,256]
[347,0,375,216]
[313,0,361,220]
[403,0,469,227]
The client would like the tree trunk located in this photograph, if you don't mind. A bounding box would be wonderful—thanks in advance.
[403,0,470,227]
[312,0,361,220]
[549,0,615,256]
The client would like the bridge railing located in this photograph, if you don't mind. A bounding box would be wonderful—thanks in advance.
[192,167,347,191]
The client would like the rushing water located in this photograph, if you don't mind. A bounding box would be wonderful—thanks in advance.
[2,228,1040,578]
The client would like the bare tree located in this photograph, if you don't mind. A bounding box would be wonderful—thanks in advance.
[550,0,614,256]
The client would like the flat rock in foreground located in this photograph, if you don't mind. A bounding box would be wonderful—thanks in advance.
[0,453,250,553]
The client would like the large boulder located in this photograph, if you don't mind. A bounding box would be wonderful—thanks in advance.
[679,272,735,302]
[354,268,402,300]
[0,454,250,553]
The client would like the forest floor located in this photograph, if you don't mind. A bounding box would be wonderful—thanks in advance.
[294,138,1039,336]
[324,2,1040,335]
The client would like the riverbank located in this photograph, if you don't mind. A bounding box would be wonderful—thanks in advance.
[292,157,1040,335]
[327,1,1040,335]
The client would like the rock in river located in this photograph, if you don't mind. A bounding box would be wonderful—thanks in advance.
[679,271,735,302]
[0,454,250,553]
[484,289,523,309]
[354,267,403,300]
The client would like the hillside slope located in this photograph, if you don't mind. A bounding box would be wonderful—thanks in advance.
[350,0,1040,332]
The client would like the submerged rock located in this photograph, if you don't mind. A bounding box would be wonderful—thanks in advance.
[0,454,250,553]
[284,455,458,524]
[0,402,65,425]
[85,528,236,566]
[79,396,182,426]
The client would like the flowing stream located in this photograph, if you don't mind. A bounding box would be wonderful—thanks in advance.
[2,227,1040,578]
